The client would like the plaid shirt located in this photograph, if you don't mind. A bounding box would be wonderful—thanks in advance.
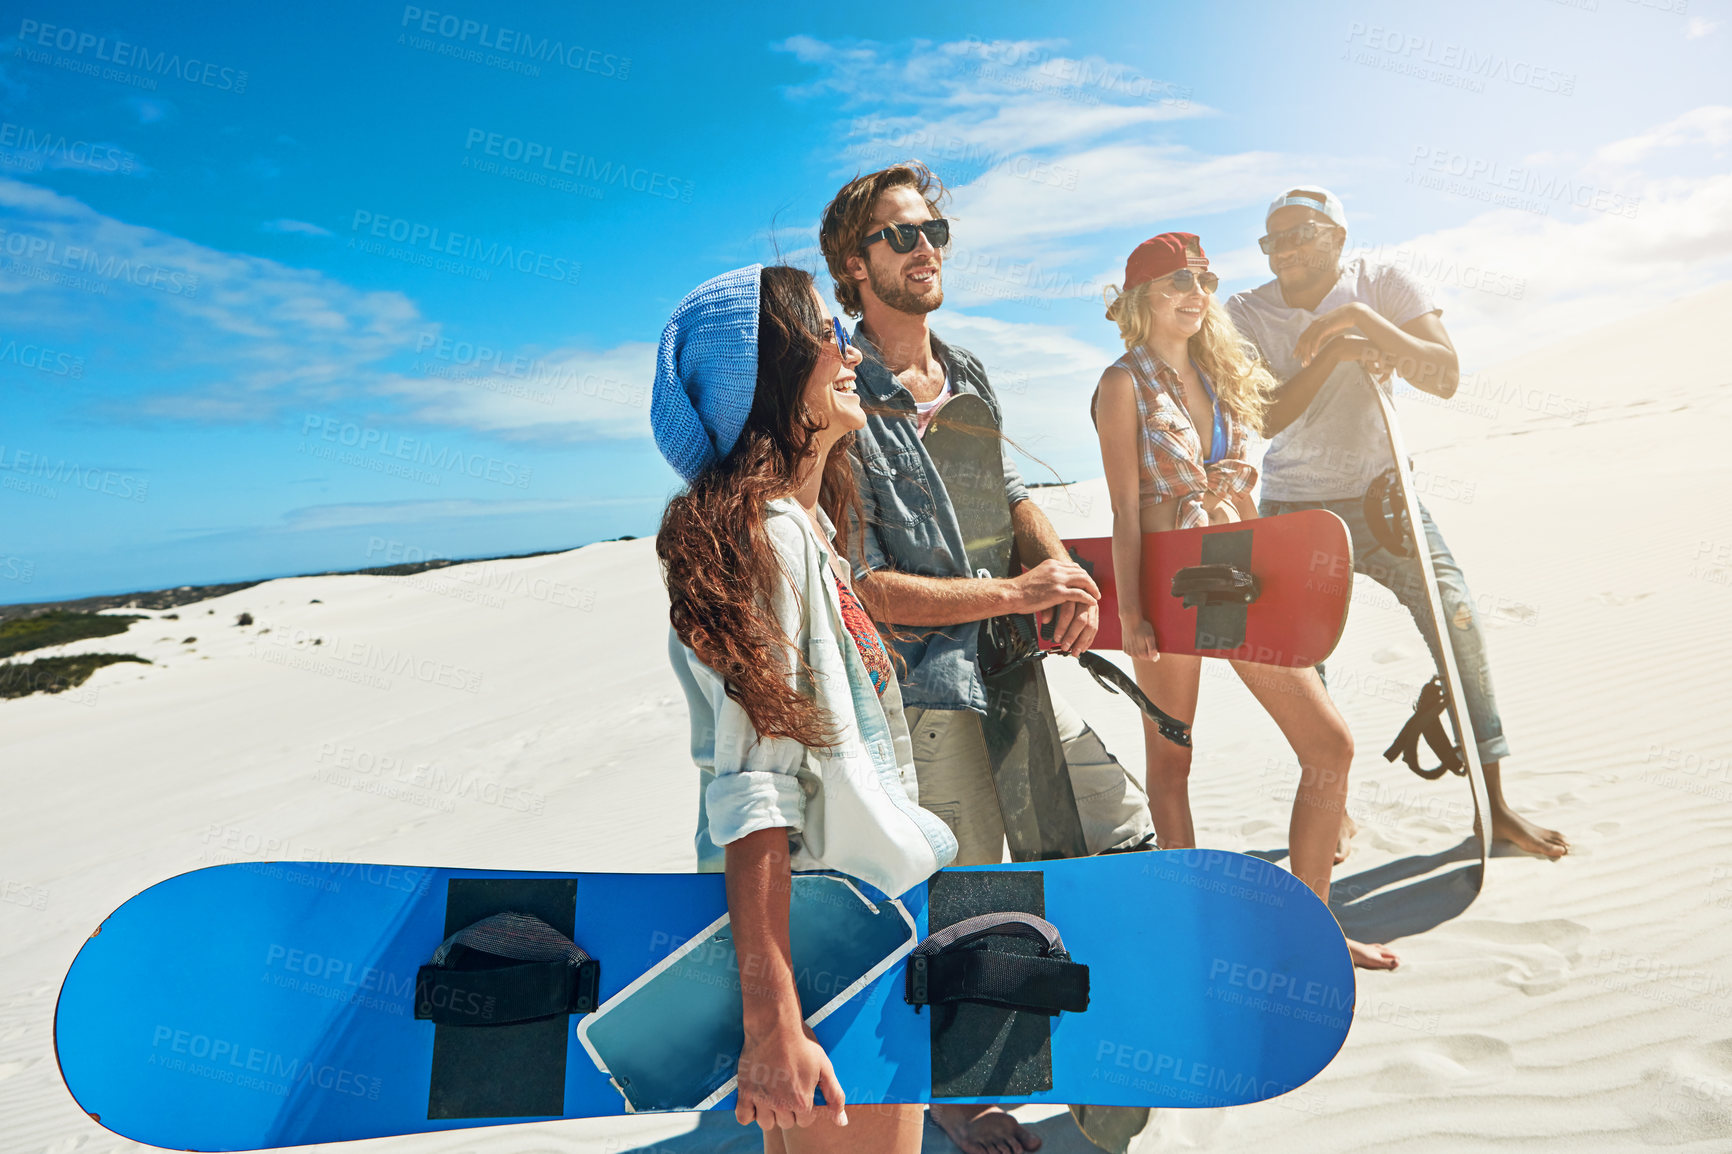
[1092,346,1258,528]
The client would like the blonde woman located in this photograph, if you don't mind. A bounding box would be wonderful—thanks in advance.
[1093,232,1397,970]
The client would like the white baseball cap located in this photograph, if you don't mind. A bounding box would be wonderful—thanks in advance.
[1265,186,1347,232]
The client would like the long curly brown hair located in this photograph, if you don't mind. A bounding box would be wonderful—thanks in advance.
[656,266,864,748]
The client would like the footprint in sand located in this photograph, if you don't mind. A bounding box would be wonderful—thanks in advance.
[1371,1033,1515,1095]
[1592,591,1654,606]
[1454,919,1590,995]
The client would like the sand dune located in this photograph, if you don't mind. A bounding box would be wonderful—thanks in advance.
[3,283,1730,1152]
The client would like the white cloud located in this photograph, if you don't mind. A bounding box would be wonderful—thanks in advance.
[372,340,656,443]
[1594,104,1732,168]
[260,218,333,236]
[0,178,652,441]
[779,36,1339,301]
[281,497,628,531]
[931,310,1120,479]
[1686,17,1718,39]
[785,38,1732,411]
[1357,161,1732,366]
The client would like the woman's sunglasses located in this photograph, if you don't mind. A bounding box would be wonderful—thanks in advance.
[824,315,853,358]
[1258,220,1336,254]
[859,217,950,254]
[1156,268,1219,295]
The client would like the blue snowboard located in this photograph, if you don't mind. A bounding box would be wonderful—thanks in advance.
[56,852,1353,1151]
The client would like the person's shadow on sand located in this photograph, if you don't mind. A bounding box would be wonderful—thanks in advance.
[611,1108,1108,1153]
[1248,835,1482,943]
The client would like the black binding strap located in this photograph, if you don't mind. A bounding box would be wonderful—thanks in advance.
[1363,468,1414,558]
[906,912,1089,1016]
[1383,676,1464,781]
[1075,652,1191,749]
[415,912,600,1027]
[1169,563,1261,609]
[980,610,1043,678]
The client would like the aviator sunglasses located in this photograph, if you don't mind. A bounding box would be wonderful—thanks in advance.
[1157,268,1220,295]
[859,217,951,254]
[1258,220,1337,254]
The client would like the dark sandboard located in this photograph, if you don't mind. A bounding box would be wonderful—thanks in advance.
[923,393,1089,862]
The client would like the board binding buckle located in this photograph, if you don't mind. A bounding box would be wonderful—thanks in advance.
[1170,563,1261,609]
[905,912,1089,1016]
[414,911,601,1026]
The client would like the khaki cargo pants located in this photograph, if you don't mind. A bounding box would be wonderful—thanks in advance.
[904,689,1154,866]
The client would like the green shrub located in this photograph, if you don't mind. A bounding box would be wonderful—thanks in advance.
[0,653,151,699]
[0,610,143,659]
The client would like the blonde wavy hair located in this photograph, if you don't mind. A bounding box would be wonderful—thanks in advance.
[1104,275,1277,436]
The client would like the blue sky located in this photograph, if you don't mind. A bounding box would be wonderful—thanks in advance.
[2,0,1727,602]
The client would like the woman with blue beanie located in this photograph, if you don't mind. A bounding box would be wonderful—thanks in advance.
[654,264,955,1152]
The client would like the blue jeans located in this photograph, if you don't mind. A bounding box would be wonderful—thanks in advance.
[1260,495,1511,764]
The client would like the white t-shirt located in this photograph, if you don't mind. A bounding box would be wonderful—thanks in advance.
[1227,258,1438,501]
[913,367,953,437]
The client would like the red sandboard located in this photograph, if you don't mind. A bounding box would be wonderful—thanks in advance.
[1057,510,1352,666]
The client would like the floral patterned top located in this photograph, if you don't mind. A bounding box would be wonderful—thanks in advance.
[834,574,893,696]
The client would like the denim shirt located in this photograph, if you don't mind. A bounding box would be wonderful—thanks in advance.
[847,326,1029,715]
[670,497,957,897]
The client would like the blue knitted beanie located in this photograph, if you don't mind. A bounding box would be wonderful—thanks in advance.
[651,264,763,483]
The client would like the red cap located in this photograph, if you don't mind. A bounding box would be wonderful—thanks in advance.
[1123,232,1207,290]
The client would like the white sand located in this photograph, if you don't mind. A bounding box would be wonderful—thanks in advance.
[4,283,1731,1153]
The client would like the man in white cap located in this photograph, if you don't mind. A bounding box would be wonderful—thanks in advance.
[1226,187,1568,860]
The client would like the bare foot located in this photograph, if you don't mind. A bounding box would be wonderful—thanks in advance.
[1491,807,1569,859]
[1348,938,1399,970]
[929,1102,1042,1154]
[1335,814,1358,864]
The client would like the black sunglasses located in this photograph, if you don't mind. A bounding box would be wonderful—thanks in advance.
[1258,220,1337,254]
[1157,268,1219,295]
[859,217,950,254]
